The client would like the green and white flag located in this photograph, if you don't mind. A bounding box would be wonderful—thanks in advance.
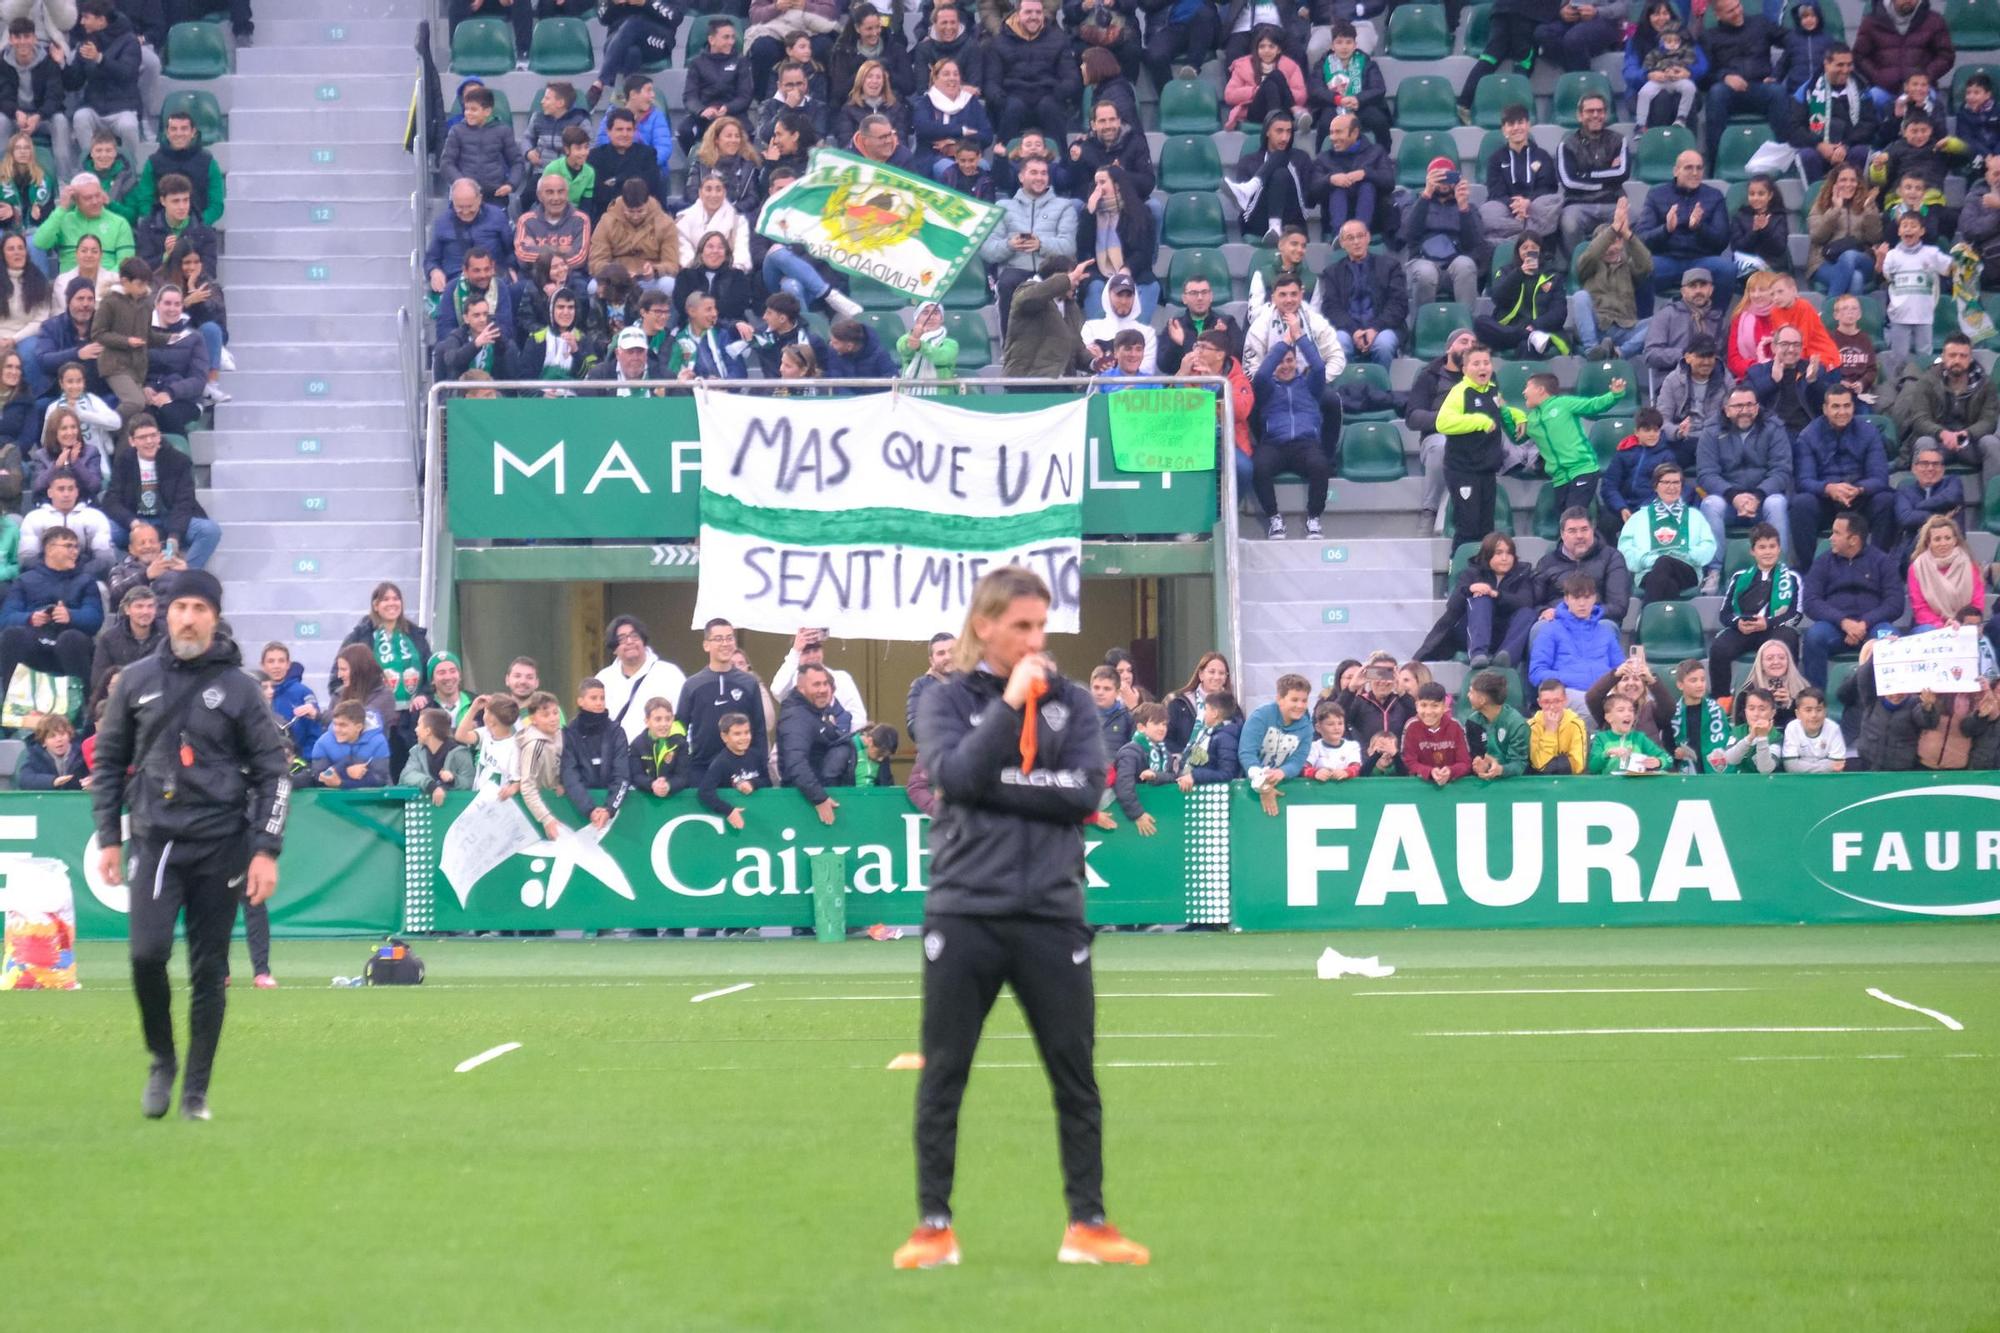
[691,387,1086,639]
[756,148,1002,301]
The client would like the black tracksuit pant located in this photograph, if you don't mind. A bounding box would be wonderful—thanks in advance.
[240,899,271,975]
[128,833,250,1098]
[915,912,1104,1225]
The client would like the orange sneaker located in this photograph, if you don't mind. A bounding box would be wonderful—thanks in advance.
[1058,1222,1150,1266]
[892,1225,960,1270]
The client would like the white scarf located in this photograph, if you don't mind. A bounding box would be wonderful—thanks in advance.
[926,84,974,115]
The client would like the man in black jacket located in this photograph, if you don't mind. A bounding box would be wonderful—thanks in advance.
[561,678,632,827]
[776,665,856,825]
[680,19,753,151]
[676,617,770,773]
[0,525,104,689]
[92,570,289,1122]
[1321,219,1408,368]
[1788,43,1877,183]
[896,565,1148,1272]
[1064,102,1155,202]
[65,0,144,172]
[434,293,518,382]
[583,108,665,222]
[1702,0,1791,159]
[989,0,1077,142]
[100,415,221,568]
[1531,506,1635,645]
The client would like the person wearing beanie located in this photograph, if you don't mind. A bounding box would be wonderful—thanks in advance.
[93,563,291,1121]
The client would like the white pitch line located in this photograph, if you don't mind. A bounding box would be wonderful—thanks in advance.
[690,982,755,1004]
[1355,987,1754,997]
[454,1042,522,1073]
[761,992,1273,1002]
[1865,987,1965,1031]
[1422,1026,1932,1038]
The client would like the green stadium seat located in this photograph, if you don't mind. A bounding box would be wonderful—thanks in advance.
[1387,3,1452,58]
[1714,125,1766,182]
[1166,246,1232,296]
[1395,131,1459,188]
[1575,358,1639,415]
[1448,540,1481,582]
[449,16,515,75]
[1339,422,1407,480]
[529,16,594,73]
[1334,362,1394,420]
[846,275,911,310]
[1159,136,1224,192]
[1493,356,1534,401]
[1855,294,1886,344]
[1631,124,1697,184]
[1414,301,1471,358]
[1471,73,1532,129]
[942,311,991,370]
[1552,71,1616,127]
[1460,2,1491,53]
[1862,412,1899,458]
[682,14,742,61]
[1455,666,1525,719]
[1163,192,1227,247]
[1826,658,1862,716]
[938,260,989,309]
[856,309,909,346]
[163,20,232,78]
[1721,536,1753,586]
[159,89,226,143]
[1397,75,1461,130]
[1948,0,2000,50]
[449,85,514,126]
[1158,79,1221,134]
[1589,417,1633,465]
[1639,599,1706,660]
[1492,483,1515,535]
[1531,483,1567,540]
[163,432,192,457]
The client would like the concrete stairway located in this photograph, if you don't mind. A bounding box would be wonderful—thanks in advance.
[1235,536,1447,707]
[194,7,421,684]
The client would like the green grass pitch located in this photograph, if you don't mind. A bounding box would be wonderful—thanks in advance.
[5,925,1998,1331]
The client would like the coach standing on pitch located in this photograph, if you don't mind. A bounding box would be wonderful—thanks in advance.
[896,567,1150,1271]
[92,571,290,1122]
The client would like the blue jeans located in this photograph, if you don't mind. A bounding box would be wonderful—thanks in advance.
[1232,448,1253,508]
[1699,491,1791,568]
[13,334,47,396]
[1324,183,1377,231]
[109,516,223,569]
[1336,328,1398,366]
[1800,617,1894,686]
[1465,597,1536,661]
[1702,80,1791,157]
[195,320,226,368]
[1812,249,1872,297]
[763,246,829,304]
[1569,292,1649,356]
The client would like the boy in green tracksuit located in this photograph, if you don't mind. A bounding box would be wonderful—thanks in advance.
[1466,669,1530,780]
[1522,372,1622,521]
[1588,692,1671,774]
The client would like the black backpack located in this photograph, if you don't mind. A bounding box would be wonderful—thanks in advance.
[363,938,426,986]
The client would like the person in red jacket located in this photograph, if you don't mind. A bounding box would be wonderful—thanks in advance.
[1401,682,1472,787]
[1181,329,1254,511]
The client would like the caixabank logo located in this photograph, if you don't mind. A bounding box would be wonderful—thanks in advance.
[1804,785,2000,917]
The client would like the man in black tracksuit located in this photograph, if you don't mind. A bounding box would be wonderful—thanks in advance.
[894,567,1149,1272]
[91,570,289,1122]
[675,618,769,773]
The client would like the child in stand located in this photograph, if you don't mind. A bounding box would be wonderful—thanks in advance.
[1723,686,1782,773]
[1670,658,1732,773]
[400,707,475,805]
[1828,293,1879,402]
[1110,702,1173,836]
[1957,72,2000,171]
[1781,685,1846,771]
[1401,682,1471,787]
[1877,210,1954,363]
[514,691,569,838]
[1521,371,1623,519]
[17,714,88,789]
[1092,664,1134,750]
[1176,689,1243,788]
[1239,673,1314,813]
[1588,690,1669,773]
[462,694,522,794]
[1465,669,1529,780]
[1528,676,1589,774]
[1302,699,1362,781]
[853,723,899,787]
[698,711,770,830]
[1731,174,1793,275]
[630,696,689,797]
[310,700,391,789]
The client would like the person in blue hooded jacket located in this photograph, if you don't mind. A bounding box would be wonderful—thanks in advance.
[825,317,898,383]
[1249,315,1329,541]
[260,640,323,757]
[1528,571,1625,711]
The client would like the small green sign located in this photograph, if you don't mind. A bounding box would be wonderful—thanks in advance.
[326,24,347,39]
[308,206,334,224]
[1321,607,1349,624]
[298,437,322,454]
[1321,546,1349,562]
[306,264,330,281]
[1105,387,1219,473]
[303,496,327,512]
[306,378,330,396]
[311,148,335,164]
[315,84,339,101]
[296,621,321,638]
[295,558,320,574]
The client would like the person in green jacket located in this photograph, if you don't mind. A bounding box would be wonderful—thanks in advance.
[117,112,226,226]
[400,708,478,805]
[1616,462,1717,603]
[897,300,959,392]
[1589,691,1671,773]
[0,511,19,585]
[31,174,134,271]
[1466,668,1530,779]
[1522,371,1621,520]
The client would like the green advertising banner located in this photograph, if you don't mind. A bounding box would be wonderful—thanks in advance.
[0,791,408,942]
[444,393,1218,541]
[1107,387,1219,472]
[1229,774,2000,931]
[418,784,1229,932]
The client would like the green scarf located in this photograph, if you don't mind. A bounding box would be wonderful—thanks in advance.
[373,626,421,704]
[1183,718,1212,769]
[1318,49,1367,100]
[1142,736,1168,774]
[1642,499,1695,558]
[1675,696,1729,766]
[853,734,879,786]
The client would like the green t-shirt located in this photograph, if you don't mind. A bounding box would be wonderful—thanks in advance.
[1588,726,1670,774]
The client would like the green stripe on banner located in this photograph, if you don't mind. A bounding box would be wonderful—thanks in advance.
[700,490,1082,548]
